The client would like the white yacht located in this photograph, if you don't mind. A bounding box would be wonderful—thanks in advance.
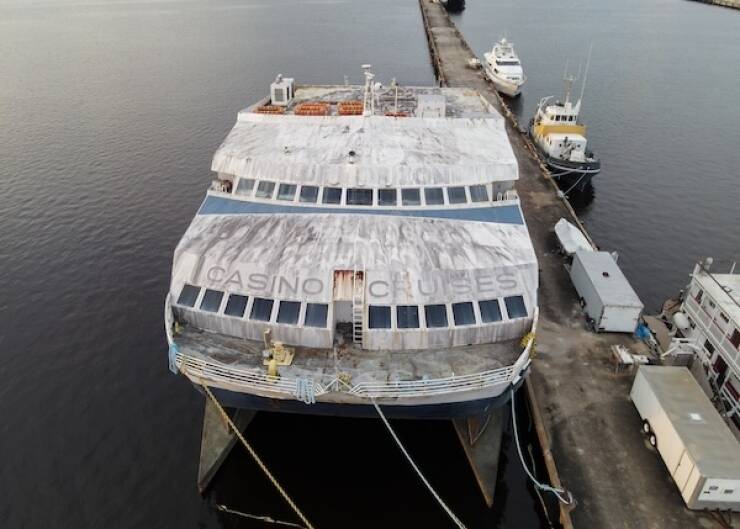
[164,69,539,419]
[483,38,526,97]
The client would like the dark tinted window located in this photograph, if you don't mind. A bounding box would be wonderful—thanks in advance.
[424,187,444,205]
[235,178,255,196]
[224,294,248,317]
[255,181,275,198]
[479,299,502,323]
[277,301,301,324]
[347,188,373,206]
[402,188,421,206]
[299,185,319,203]
[425,304,448,328]
[277,183,297,201]
[250,298,274,321]
[447,186,467,204]
[469,185,489,202]
[378,188,397,206]
[322,187,342,204]
[200,289,224,312]
[452,302,476,325]
[305,303,328,327]
[177,284,200,307]
[505,295,527,318]
[368,306,391,329]
[396,306,420,329]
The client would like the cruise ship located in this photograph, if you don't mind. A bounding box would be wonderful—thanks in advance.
[165,69,539,419]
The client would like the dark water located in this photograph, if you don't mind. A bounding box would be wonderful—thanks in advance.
[1,0,737,527]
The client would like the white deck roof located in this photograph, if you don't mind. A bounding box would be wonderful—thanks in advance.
[211,110,517,188]
[173,213,537,306]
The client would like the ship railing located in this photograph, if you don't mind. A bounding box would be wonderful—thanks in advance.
[171,307,538,401]
[175,352,330,397]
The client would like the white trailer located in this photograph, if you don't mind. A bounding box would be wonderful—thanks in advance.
[569,250,643,333]
[631,366,740,511]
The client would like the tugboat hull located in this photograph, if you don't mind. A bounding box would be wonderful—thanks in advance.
[543,155,601,193]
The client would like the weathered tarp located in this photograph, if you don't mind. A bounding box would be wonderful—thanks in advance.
[211,112,518,187]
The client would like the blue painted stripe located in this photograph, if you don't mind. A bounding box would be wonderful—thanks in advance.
[197,195,524,225]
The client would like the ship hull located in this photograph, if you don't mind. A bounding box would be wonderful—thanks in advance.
[543,155,601,192]
[484,68,523,97]
[196,373,526,420]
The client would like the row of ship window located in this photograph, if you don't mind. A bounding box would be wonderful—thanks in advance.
[176,283,528,330]
[228,177,493,206]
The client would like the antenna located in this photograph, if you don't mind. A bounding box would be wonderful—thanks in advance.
[361,64,375,117]
[579,42,594,104]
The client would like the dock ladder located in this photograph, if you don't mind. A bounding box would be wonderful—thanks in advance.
[352,269,365,347]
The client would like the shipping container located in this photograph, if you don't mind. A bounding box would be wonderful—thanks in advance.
[631,366,740,511]
[569,250,643,333]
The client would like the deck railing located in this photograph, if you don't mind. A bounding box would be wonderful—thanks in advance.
[166,294,537,401]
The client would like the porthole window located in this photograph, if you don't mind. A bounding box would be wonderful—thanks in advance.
[277,183,297,201]
[347,188,373,206]
[250,298,274,321]
[479,299,503,323]
[469,185,489,202]
[277,301,301,324]
[378,188,398,206]
[200,289,224,312]
[447,186,467,204]
[368,306,392,329]
[425,304,448,328]
[224,294,249,317]
[424,187,444,205]
[305,303,328,328]
[402,188,421,206]
[396,305,420,329]
[255,181,276,198]
[299,185,319,203]
[322,187,342,204]
[504,295,527,318]
[177,284,200,307]
[452,302,476,326]
[235,178,255,196]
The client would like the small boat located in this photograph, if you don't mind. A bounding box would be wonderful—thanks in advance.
[483,38,526,97]
[529,73,600,192]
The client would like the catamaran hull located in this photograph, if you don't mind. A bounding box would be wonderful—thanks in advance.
[193,373,527,420]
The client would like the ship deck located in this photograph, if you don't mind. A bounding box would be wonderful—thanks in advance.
[175,323,522,388]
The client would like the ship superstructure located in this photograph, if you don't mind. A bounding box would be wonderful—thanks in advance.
[165,70,539,419]
[483,38,526,97]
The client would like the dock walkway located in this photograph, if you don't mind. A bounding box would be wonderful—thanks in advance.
[418,0,714,527]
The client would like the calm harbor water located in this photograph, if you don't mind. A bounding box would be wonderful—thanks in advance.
[1,0,738,527]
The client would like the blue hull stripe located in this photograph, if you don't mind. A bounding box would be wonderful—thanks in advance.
[198,195,524,225]
[197,374,526,420]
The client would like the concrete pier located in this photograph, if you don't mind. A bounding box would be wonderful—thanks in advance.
[689,0,740,10]
[418,0,720,526]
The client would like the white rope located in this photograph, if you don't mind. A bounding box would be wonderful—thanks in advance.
[510,390,574,505]
[215,504,308,529]
[371,399,468,529]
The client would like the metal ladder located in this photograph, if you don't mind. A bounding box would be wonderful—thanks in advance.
[352,270,365,347]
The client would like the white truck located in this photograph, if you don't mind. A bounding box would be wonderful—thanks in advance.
[631,366,740,511]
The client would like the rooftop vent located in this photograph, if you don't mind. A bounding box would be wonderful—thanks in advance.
[270,74,295,107]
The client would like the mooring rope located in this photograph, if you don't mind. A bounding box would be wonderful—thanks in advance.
[510,389,574,505]
[215,504,309,529]
[371,399,468,529]
[200,382,317,529]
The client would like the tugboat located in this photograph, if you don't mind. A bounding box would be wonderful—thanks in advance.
[529,74,600,192]
[164,67,539,420]
[484,38,526,97]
